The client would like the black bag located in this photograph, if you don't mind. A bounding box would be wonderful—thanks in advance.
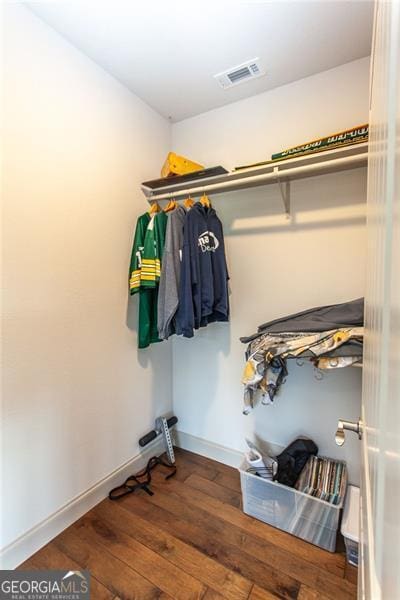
[275,437,318,487]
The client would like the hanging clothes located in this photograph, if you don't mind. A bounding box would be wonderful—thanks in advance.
[129,211,158,348]
[129,211,150,294]
[157,205,187,340]
[128,211,167,349]
[176,202,229,338]
[140,211,168,287]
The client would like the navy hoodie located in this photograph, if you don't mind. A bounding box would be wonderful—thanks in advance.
[176,202,229,338]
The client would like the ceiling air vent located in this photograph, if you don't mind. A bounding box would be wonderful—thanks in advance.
[214,59,265,90]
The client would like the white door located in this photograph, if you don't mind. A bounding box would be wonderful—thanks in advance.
[361,1,400,598]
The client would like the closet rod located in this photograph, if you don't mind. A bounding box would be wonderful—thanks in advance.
[144,152,367,203]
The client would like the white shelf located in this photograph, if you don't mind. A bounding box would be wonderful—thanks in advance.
[141,143,368,215]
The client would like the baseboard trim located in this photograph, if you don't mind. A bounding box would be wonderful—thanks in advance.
[3,431,274,569]
[0,439,163,570]
[174,430,243,468]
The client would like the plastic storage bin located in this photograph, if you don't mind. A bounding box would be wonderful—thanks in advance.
[341,485,359,566]
[239,461,344,552]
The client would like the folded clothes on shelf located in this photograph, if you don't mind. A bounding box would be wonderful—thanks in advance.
[241,298,364,343]
[241,299,364,414]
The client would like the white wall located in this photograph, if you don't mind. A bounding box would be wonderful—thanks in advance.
[171,57,370,485]
[1,5,369,564]
[1,4,172,555]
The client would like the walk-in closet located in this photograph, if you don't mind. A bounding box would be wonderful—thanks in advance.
[2,2,400,599]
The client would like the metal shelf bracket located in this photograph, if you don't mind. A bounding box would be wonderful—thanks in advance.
[273,167,291,218]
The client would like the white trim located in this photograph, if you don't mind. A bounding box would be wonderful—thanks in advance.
[173,430,286,470]
[0,439,163,570]
[174,430,243,468]
[3,430,278,569]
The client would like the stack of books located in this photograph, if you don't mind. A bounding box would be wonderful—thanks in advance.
[295,455,347,505]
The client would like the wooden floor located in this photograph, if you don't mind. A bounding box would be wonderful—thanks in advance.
[20,448,357,599]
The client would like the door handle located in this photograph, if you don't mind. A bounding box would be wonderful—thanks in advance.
[335,419,363,446]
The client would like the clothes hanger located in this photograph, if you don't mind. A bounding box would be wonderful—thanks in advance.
[200,192,211,208]
[149,201,161,215]
[184,194,194,209]
[164,196,177,213]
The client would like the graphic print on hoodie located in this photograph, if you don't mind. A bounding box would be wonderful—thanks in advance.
[176,202,229,338]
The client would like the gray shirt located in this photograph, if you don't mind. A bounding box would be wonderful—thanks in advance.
[157,205,187,339]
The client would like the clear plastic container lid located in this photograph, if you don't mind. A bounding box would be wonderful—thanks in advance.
[341,485,360,543]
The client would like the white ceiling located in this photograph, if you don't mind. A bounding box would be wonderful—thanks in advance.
[27,0,374,122]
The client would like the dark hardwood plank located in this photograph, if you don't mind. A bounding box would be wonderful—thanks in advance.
[54,526,170,599]
[174,448,238,479]
[152,466,346,579]
[71,512,206,600]
[201,588,227,599]
[140,476,355,600]
[174,449,244,494]
[173,449,242,491]
[344,561,358,586]
[92,499,252,600]
[212,470,243,494]
[18,543,113,600]
[16,448,357,600]
[249,585,281,599]
[297,585,332,600]
[173,456,220,483]
[176,452,356,597]
[118,491,301,599]
[185,473,242,508]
